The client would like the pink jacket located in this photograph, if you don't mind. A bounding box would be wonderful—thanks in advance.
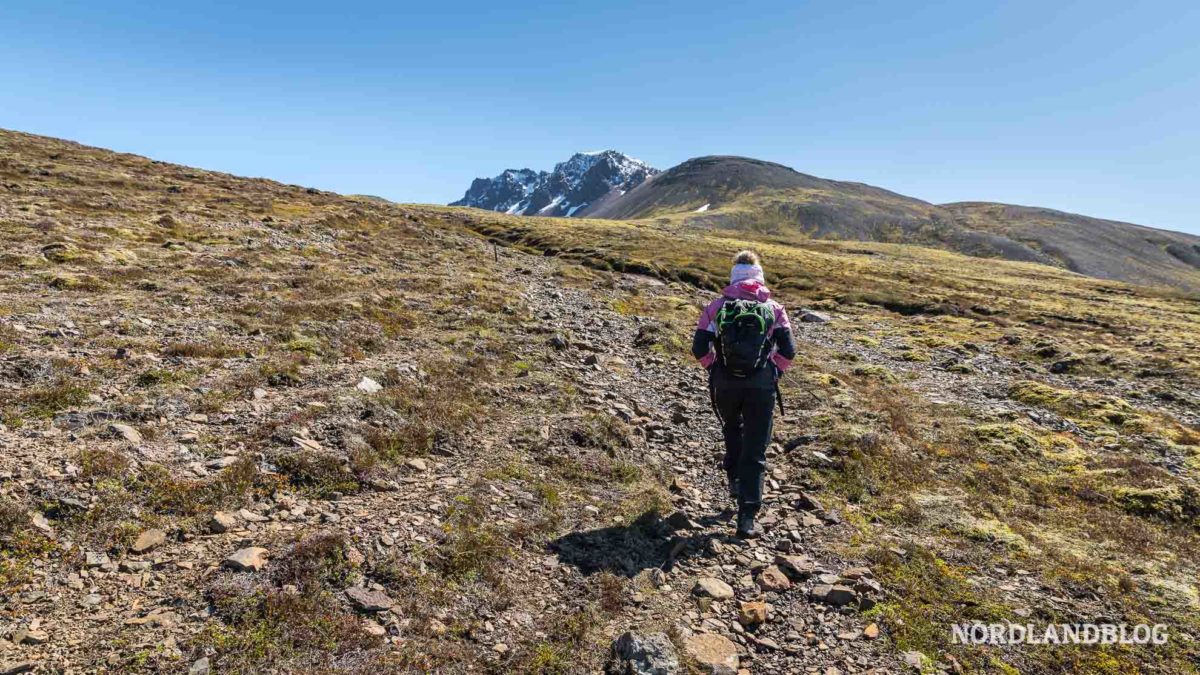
[695,279,792,372]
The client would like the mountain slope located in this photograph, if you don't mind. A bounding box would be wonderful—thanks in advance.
[451,150,656,217]
[3,129,1200,674]
[944,201,1200,291]
[583,155,1200,292]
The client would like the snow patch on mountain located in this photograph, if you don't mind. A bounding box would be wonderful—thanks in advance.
[451,150,657,217]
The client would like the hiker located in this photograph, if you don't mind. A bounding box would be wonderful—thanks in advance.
[692,250,795,538]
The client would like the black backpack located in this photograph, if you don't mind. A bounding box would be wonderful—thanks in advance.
[714,298,775,377]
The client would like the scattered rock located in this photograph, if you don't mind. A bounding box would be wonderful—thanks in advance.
[863,623,880,639]
[841,566,872,580]
[404,457,429,472]
[692,577,735,600]
[775,554,815,580]
[756,565,792,591]
[683,633,739,675]
[238,508,269,523]
[665,510,695,531]
[737,600,768,626]
[810,584,857,606]
[29,512,53,536]
[188,657,210,675]
[209,511,238,533]
[131,528,166,554]
[903,651,927,670]
[356,376,383,393]
[799,310,831,323]
[110,423,142,444]
[345,586,393,612]
[223,547,269,572]
[609,631,680,675]
[292,437,322,452]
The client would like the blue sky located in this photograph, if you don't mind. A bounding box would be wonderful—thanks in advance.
[3,1,1199,234]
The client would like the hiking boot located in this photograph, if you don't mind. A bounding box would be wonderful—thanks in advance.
[735,511,762,539]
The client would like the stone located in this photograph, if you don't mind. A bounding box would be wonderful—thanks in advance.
[610,631,680,675]
[238,508,269,523]
[223,547,268,572]
[854,578,883,595]
[356,376,383,393]
[0,663,36,675]
[362,619,387,637]
[794,491,824,512]
[903,651,927,670]
[737,600,768,626]
[30,512,53,535]
[841,566,872,580]
[799,310,831,323]
[665,510,695,531]
[863,623,880,639]
[774,554,815,580]
[188,657,210,675]
[292,437,322,452]
[345,586,393,612]
[131,529,166,554]
[404,458,429,472]
[85,552,110,568]
[692,577,735,600]
[110,423,142,444]
[683,633,739,675]
[209,511,238,533]
[810,584,857,606]
[757,565,792,591]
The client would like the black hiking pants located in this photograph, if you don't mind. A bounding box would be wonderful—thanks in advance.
[713,385,775,515]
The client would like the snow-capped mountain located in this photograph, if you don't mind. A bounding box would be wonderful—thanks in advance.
[451,151,657,217]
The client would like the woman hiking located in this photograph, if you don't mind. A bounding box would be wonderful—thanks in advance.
[692,250,795,538]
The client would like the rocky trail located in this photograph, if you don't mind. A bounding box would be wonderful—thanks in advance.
[496,250,909,674]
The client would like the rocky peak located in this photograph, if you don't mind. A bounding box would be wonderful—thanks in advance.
[451,150,657,217]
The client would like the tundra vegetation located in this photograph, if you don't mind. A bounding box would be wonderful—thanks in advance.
[0,129,1197,673]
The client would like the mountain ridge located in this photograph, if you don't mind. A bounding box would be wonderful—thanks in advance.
[454,152,1200,292]
[451,150,656,218]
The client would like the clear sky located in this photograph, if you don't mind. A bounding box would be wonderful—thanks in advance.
[3,1,1199,234]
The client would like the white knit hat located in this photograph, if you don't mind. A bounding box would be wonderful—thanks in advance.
[730,263,764,284]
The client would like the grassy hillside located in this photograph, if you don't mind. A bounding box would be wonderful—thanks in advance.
[579,155,1200,293]
[437,204,1200,672]
[2,129,1199,673]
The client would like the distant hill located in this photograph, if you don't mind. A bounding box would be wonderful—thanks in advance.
[943,202,1200,292]
[564,155,1200,292]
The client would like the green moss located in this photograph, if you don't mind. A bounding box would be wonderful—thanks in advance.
[972,423,1039,454]
[851,364,898,383]
[1110,486,1198,523]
